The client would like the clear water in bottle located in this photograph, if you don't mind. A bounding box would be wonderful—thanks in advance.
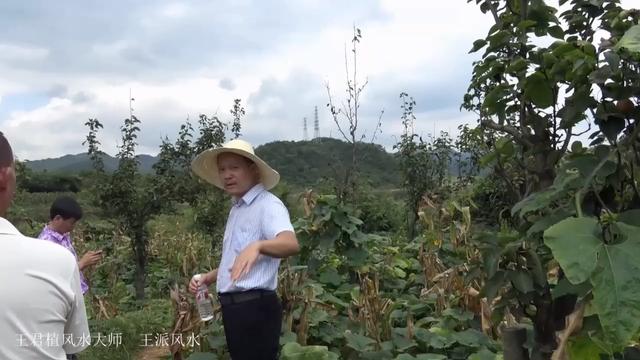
[193,274,214,321]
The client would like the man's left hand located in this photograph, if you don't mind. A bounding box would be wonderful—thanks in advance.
[230,241,261,282]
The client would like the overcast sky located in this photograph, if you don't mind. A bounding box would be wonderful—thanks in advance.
[0,1,633,160]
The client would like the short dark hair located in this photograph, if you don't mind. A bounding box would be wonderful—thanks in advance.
[50,196,83,221]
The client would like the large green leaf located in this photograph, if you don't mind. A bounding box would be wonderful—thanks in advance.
[551,277,591,300]
[482,271,507,303]
[512,169,580,217]
[488,30,511,49]
[414,355,447,360]
[544,217,601,284]
[558,153,617,188]
[590,223,640,346]
[483,248,500,278]
[397,355,449,360]
[426,327,456,349]
[511,188,559,217]
[604,52,620,72]
[597,115,625,142]
[524,72,554,108]
[495,138,514,158]
[468,348,500,360]
[509,271,534,293]
[469,39,488,53]
[206,334,226,349]
[318,267,342,286]
[280,331,298,345]
[507,58,527,73]
[615,24,640,53]
[413,327,434,346]
[395,355,417,360]
[318,224,340,250]
[547,25,564,39]
[618,210,640,227]
[588,66,613,84]
[482,85,509,115]
[281,342,339,360]
[567,336,602,360]
[392,332,417,352]
[442,308,474,322]
[453,329,491,347]
[345,247,369,266]
[546,218,640,346]
[558,89,595,129]
[363,351,394,359]
[344,332,376,352]
[527,209,573,236]
[308,307,330,325]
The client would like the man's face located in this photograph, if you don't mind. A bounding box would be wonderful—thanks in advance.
[0,164,16,214]
[217,153,259,198]
[51,216,78,234]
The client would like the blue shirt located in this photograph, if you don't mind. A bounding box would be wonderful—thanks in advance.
[216,184,294,293]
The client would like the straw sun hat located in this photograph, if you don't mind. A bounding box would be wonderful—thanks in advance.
[191,139,280,190]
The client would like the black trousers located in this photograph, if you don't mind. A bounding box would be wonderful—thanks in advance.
[220,291,282,360]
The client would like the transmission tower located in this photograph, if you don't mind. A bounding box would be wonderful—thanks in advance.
[303,117,308,141]
[313,106,319,139]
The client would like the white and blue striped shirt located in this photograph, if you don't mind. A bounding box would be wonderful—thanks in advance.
[216,184,294,293]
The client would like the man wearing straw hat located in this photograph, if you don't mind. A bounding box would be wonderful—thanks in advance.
[189,139,300,360]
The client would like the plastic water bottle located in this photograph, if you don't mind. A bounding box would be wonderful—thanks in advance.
[193,274,214,321]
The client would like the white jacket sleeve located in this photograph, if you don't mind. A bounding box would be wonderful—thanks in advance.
[63,264,90,354]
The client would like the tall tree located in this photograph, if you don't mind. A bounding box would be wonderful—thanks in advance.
[464,0,640,356]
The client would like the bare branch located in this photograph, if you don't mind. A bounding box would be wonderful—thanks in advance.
[352,25,359,142]
[370,109,384,144]
[495,156,521,201]
[481,119,533,147]
[325,83,351,142]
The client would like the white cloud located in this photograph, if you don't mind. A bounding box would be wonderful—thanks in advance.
[4,0,633,160]
[158,2,190,19]
[0,43,49,63]
[0,0,491,159]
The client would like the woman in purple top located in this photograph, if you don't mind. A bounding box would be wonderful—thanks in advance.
[38,196,102,295]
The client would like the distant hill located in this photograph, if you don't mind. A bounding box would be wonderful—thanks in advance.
[25,138,468,189]
[256,138,401,188]
[24,153,158,173]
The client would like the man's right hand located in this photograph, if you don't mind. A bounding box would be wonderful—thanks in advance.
[78,250,102,271]
[188,269,216,295]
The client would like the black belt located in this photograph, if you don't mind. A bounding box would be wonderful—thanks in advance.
[218,289,276,306]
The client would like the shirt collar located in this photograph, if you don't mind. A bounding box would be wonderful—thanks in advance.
[0,217,23,236]
[43,225,68,242]
[232,183,265,206]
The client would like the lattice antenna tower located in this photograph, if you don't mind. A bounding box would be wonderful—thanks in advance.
[313,106,319,139]
[303,117,308,141]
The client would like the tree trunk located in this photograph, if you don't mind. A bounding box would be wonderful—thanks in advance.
[133,228,147,301]
[407,202,418,241]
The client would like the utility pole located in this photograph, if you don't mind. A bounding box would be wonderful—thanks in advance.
[303,117,308,141]
[129,88,135,119]
[313,106,319,139]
